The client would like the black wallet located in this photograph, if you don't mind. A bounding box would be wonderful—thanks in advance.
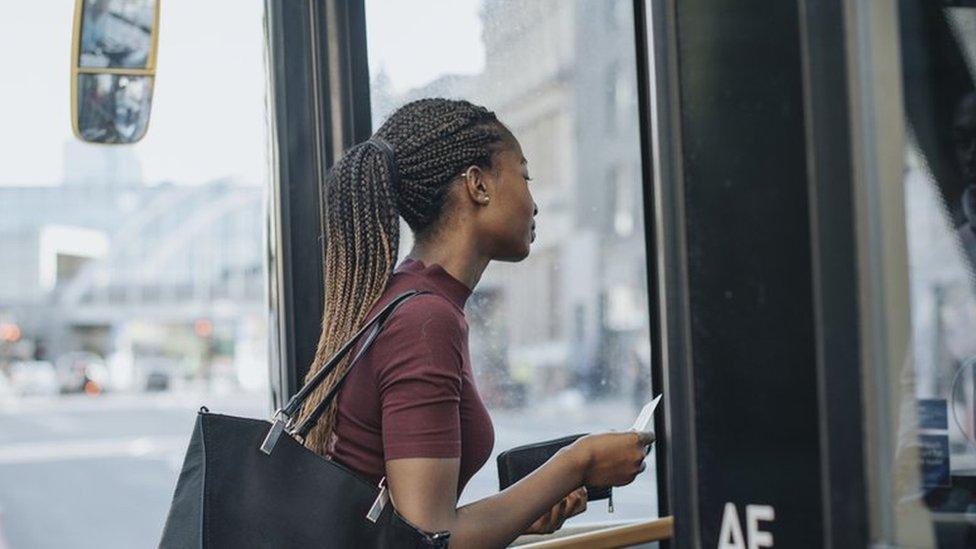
[496,433,614,510]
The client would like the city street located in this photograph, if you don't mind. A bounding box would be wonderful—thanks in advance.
[0,390,658,548]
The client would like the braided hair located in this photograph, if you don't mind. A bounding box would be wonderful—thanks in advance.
[296,98,514,456]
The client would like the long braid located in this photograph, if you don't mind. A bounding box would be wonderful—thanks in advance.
[296,98,512,456]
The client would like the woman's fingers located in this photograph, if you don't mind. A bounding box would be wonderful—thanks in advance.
[542,499,564,534]
[553,497,569,531]
[567,488,587,518]
[529,510,552,535]
[529,489,590,535]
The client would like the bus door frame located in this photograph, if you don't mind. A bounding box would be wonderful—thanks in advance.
[647,0,872,546]
[265,0,372,410]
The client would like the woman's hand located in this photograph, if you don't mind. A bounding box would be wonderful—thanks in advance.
[568,430,654,488]
[521,487,588,535]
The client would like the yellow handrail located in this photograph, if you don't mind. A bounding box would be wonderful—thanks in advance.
[515,517,674,548]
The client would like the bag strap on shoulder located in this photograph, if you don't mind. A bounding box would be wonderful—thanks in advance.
[260,289,430,455]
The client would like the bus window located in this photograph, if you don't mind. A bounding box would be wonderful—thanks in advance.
[858,1,976,545]
[365,0,656,524]
[0,1,269,547]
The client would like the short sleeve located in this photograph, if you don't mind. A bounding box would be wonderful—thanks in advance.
[376,295,465,460]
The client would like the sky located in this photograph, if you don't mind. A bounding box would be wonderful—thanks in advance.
[0,0,482,187]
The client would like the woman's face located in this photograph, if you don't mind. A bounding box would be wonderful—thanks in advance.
[478,138,538,261]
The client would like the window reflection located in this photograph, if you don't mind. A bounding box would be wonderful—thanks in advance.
[76,73,154,143]
[79,0,155,69]
[893,2,976,544]
[366,0,655,522]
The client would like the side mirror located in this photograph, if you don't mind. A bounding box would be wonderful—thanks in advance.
[71,0,160,144]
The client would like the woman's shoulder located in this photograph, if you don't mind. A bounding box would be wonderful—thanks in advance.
[387,291,466,332]
[371,291,468,382]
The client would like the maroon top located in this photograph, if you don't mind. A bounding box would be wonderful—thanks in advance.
[325,257,495,498]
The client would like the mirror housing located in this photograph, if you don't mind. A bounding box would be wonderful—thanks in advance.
[71,0,160,144]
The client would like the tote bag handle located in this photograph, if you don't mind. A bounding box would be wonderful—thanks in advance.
[260,289,430,454]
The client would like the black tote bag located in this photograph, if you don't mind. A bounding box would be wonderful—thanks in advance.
[158,289,452,548]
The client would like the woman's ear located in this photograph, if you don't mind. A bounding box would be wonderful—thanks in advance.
[460,166,492,207]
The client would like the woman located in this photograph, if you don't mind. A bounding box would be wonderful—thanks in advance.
[294,98,653,548]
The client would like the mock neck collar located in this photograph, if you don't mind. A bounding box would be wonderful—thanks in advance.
[394,257,472,309]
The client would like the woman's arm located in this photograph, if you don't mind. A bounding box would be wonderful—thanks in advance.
[386,430,652,549]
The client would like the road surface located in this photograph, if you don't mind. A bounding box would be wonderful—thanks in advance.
[0,389,657,548]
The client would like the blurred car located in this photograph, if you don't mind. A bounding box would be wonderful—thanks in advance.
[135,356,179,392]
[9,361,59,396]
[55,351,110,394]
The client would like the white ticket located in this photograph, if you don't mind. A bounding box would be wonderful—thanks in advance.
[630,394,662,432]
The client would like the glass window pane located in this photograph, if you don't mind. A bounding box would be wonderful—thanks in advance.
[887,2,976,544]
[0,2,269,547]
[365,0,656,524]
